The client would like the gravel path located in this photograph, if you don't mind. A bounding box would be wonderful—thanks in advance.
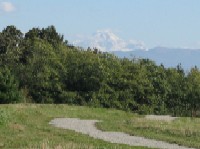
[49,118,195,149]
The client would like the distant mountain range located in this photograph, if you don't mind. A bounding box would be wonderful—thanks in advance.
[73,30,200,70]
[112,47,200,70]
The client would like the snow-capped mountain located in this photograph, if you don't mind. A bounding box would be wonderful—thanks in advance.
[73,30,200,70]
[73,30,147,52]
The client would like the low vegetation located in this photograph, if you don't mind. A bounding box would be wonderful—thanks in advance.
[0,104,199,148]
[98,116,200,148]
[0,104,150,149]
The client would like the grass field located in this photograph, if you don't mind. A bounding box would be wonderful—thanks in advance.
[0,104,199,149]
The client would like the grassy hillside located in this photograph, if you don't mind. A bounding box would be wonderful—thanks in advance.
[0,104,199,149]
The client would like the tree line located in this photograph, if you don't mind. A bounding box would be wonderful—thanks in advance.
[0,25,199,117]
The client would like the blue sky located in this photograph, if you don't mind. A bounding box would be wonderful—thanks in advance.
[1,0,200,49]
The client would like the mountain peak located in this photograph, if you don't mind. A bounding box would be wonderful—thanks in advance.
[73,30,147,52]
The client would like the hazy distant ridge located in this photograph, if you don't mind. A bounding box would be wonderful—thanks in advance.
[113,47,200,70]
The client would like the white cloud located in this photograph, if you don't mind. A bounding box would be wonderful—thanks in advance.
[0,2,16,13]
[73,30,148,52]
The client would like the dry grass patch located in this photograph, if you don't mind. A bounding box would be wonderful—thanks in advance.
[9,123,25,131]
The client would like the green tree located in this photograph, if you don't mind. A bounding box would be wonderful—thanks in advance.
[166,65,186,116]
[0,67,22,103]
[0,26,23,54]
[20,38,64,103]
[25,26,64,47]
[187,66,200,117]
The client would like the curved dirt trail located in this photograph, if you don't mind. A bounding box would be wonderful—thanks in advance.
[49,118,195,149]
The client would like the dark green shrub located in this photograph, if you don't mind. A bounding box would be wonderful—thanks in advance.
[57,91,77,104]
[0,67,22,104]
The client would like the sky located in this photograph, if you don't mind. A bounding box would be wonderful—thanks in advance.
[1,0,200,50]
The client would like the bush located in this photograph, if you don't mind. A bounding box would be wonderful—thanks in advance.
[57,91,77,104]
[0,67,22,104]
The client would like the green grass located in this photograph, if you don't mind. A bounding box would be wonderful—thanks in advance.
[0,104,199,149]
[0,104,150,149]
[97,114,200,149]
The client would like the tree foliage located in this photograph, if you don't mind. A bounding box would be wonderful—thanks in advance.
[0,25,200,117]
[0,66,22,103]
